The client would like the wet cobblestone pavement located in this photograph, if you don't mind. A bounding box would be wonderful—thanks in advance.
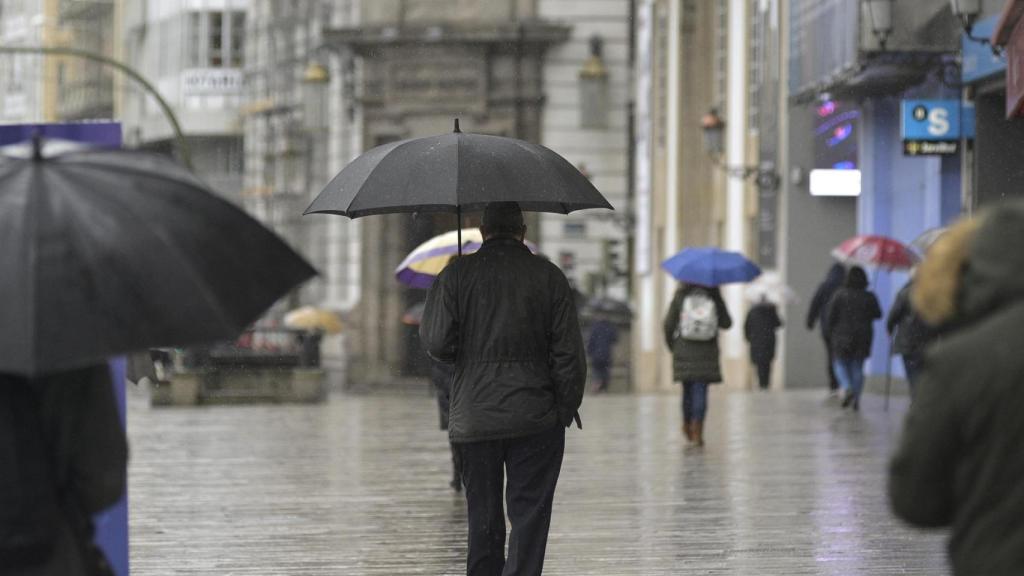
[127,388,948,575]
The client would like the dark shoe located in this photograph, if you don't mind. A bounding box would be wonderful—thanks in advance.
[852,397,860,412]
[682,420,693,442]
[841,392,854,409]
[450,478,462,492]
[693,421,705,447]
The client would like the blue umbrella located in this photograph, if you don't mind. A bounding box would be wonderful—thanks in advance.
[661,247,761,286]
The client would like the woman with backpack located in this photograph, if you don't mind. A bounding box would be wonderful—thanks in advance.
[663,283,733,446]
[824,265,882,411]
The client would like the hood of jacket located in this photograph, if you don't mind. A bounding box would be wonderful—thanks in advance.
[845,266,868,290]
[913,200,1024,327]
[825,262,846,287]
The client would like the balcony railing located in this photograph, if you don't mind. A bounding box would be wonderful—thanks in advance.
[58,78,114,120]
[59,0,114,21]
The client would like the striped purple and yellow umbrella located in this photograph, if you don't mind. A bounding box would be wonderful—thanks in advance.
[395,228,537,289]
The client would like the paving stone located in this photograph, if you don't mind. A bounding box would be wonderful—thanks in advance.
[127,388,948,575]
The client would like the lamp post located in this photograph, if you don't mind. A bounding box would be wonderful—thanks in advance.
[950,0,981,33]
[579,35,609,129]
[701,108,725,157]
[864,0,894,51]
[700,107,780,190]
[301,60,330,133]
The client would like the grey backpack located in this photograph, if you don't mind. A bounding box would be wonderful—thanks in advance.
[679,292,719,341]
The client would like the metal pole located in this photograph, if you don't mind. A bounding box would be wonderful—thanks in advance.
[457,205,463,256]
[884,335,893,411]
[0,44,193,171]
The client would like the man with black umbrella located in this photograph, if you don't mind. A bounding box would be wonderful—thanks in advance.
[420,202,586,576]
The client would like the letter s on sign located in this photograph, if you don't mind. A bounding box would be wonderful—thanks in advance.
[928,108,950,137]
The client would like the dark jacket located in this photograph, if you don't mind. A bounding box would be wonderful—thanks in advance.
[744,301,783,364]
[663,285,733,384]
[430,359,455,430]
[1,365,128,576]
[806,263,846,339]
[886,281,937,357]
[890,201,1024,576]
[824,268,882,360]
[586,319,618,366]
[420,237,586,443]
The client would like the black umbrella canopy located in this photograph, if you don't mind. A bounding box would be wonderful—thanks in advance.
[0,144,317,376]
[304,121,614,217]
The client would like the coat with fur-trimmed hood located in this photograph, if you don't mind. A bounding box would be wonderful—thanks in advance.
[890,199,1024,576]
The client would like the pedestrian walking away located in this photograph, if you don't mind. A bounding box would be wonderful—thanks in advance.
[806,263,846,395]
[744,296,783,390]
[420,202,586,576]
[889,201,1024,575]
[886,276,938,397]
[663,282,733,446]
[0,364,128,576]
[429,357,463,492]
[586,314,619,393]
[824,266,882,411]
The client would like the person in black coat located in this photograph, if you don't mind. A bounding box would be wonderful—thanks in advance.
[586,315,619,393]
[0,364,128,576]
[744,296,783,390]
[824,265,882,410]
[886,278,937,397]
[807,263,846,394]
[420,202,586,576]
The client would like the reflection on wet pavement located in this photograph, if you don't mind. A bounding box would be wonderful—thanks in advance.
[128,388,947,575]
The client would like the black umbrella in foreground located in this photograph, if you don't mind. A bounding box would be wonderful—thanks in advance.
[0,138,317,376]
[304,119,613,235]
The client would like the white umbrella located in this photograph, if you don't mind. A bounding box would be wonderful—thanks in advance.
[743,271,798,305]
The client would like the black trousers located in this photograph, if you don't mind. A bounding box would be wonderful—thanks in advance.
[456,426,565,576]
[755,359,772,389]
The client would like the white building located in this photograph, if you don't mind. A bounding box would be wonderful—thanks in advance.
[120,0,248,198]
[241,0,361,313]
[537,0,632,302]
[0,0,46,124]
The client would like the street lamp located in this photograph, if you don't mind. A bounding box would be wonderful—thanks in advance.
[864,0,894,51]
[579,35,609,129]
[700,107,780,190]
[701,108,725,157]
[301,60,330,133]
[950,0,981,32]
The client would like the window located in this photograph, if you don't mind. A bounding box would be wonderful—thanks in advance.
[230,12,246,67]
[713,1,728,107]
[209,12,223,67]
[187,12,202,67]
[186,11,245,69]
[563,221,587,239]
[748,0,763,134]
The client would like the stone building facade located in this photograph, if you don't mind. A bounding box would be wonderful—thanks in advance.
[324,0,572,386]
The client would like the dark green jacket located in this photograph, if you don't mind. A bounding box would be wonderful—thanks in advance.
[420,237,586,443]
[663,285,732,384]
[890,200,1024,576]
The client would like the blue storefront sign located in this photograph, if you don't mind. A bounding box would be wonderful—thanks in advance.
[901,100,976,140]
[962,15,1007,84]
[901,100,975,156]
[0,122,129,576]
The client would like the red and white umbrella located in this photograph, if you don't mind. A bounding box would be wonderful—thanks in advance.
[831,235,918,270]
